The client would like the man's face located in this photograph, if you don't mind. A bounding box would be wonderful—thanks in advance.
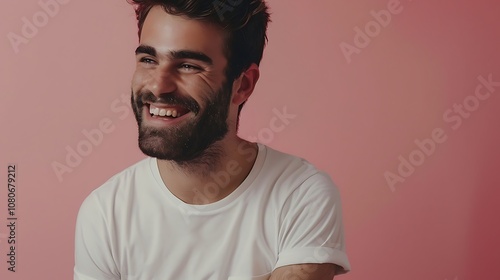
[131,6,233,162]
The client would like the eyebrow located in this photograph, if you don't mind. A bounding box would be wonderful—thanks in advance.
[135,45,156,57]
[135,44,213,65]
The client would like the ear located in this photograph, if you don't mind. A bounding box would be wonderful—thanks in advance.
[231,63,260,106]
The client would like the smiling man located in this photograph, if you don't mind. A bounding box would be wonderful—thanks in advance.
[74,1,350,279]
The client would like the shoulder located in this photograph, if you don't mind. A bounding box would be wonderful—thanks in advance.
[254,145,340,215]
[97,157,152,190]
[79,157,155,210]
[260,144,339,193]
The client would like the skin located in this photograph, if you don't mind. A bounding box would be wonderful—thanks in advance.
[131,6,337,279]
[269,264,337,280]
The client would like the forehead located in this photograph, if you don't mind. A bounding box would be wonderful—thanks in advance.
[140,6,226,61]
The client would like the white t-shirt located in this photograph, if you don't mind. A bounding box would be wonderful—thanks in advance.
[74,144,350,280]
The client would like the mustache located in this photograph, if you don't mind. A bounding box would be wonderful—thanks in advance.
[135,90,200,113]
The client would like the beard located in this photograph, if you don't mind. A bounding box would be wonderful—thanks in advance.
[131,81,232,163]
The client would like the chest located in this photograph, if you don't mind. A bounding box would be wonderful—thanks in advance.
[113,202,278,279]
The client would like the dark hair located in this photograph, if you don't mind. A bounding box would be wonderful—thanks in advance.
[128,0,271,114]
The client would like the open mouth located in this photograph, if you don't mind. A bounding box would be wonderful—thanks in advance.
[148,104,190,119]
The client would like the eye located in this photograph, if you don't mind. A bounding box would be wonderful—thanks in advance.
[179,63,202,73]
[138,57,156,64]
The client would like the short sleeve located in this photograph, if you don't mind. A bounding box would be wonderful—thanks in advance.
[276,172,351,275]
[74,192,120,280]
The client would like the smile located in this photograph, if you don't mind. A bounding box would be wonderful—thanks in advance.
[148,104,190,119]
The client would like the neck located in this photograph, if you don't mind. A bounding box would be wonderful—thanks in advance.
[156,136,258,205]
[169,141,226,178]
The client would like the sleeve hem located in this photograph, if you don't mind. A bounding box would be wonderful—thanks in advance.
[274,247,351,275]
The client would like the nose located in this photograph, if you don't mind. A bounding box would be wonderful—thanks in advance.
[148,68,178,97]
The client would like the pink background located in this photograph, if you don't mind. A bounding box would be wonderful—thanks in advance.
[1,0,499,279]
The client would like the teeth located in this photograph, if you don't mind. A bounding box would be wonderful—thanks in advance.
[149,105,179,118]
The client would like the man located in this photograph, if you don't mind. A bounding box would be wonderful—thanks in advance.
[74,0,350,279]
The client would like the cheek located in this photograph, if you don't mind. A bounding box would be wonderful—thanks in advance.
[177,78,213,101]
[131,68,151,90]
